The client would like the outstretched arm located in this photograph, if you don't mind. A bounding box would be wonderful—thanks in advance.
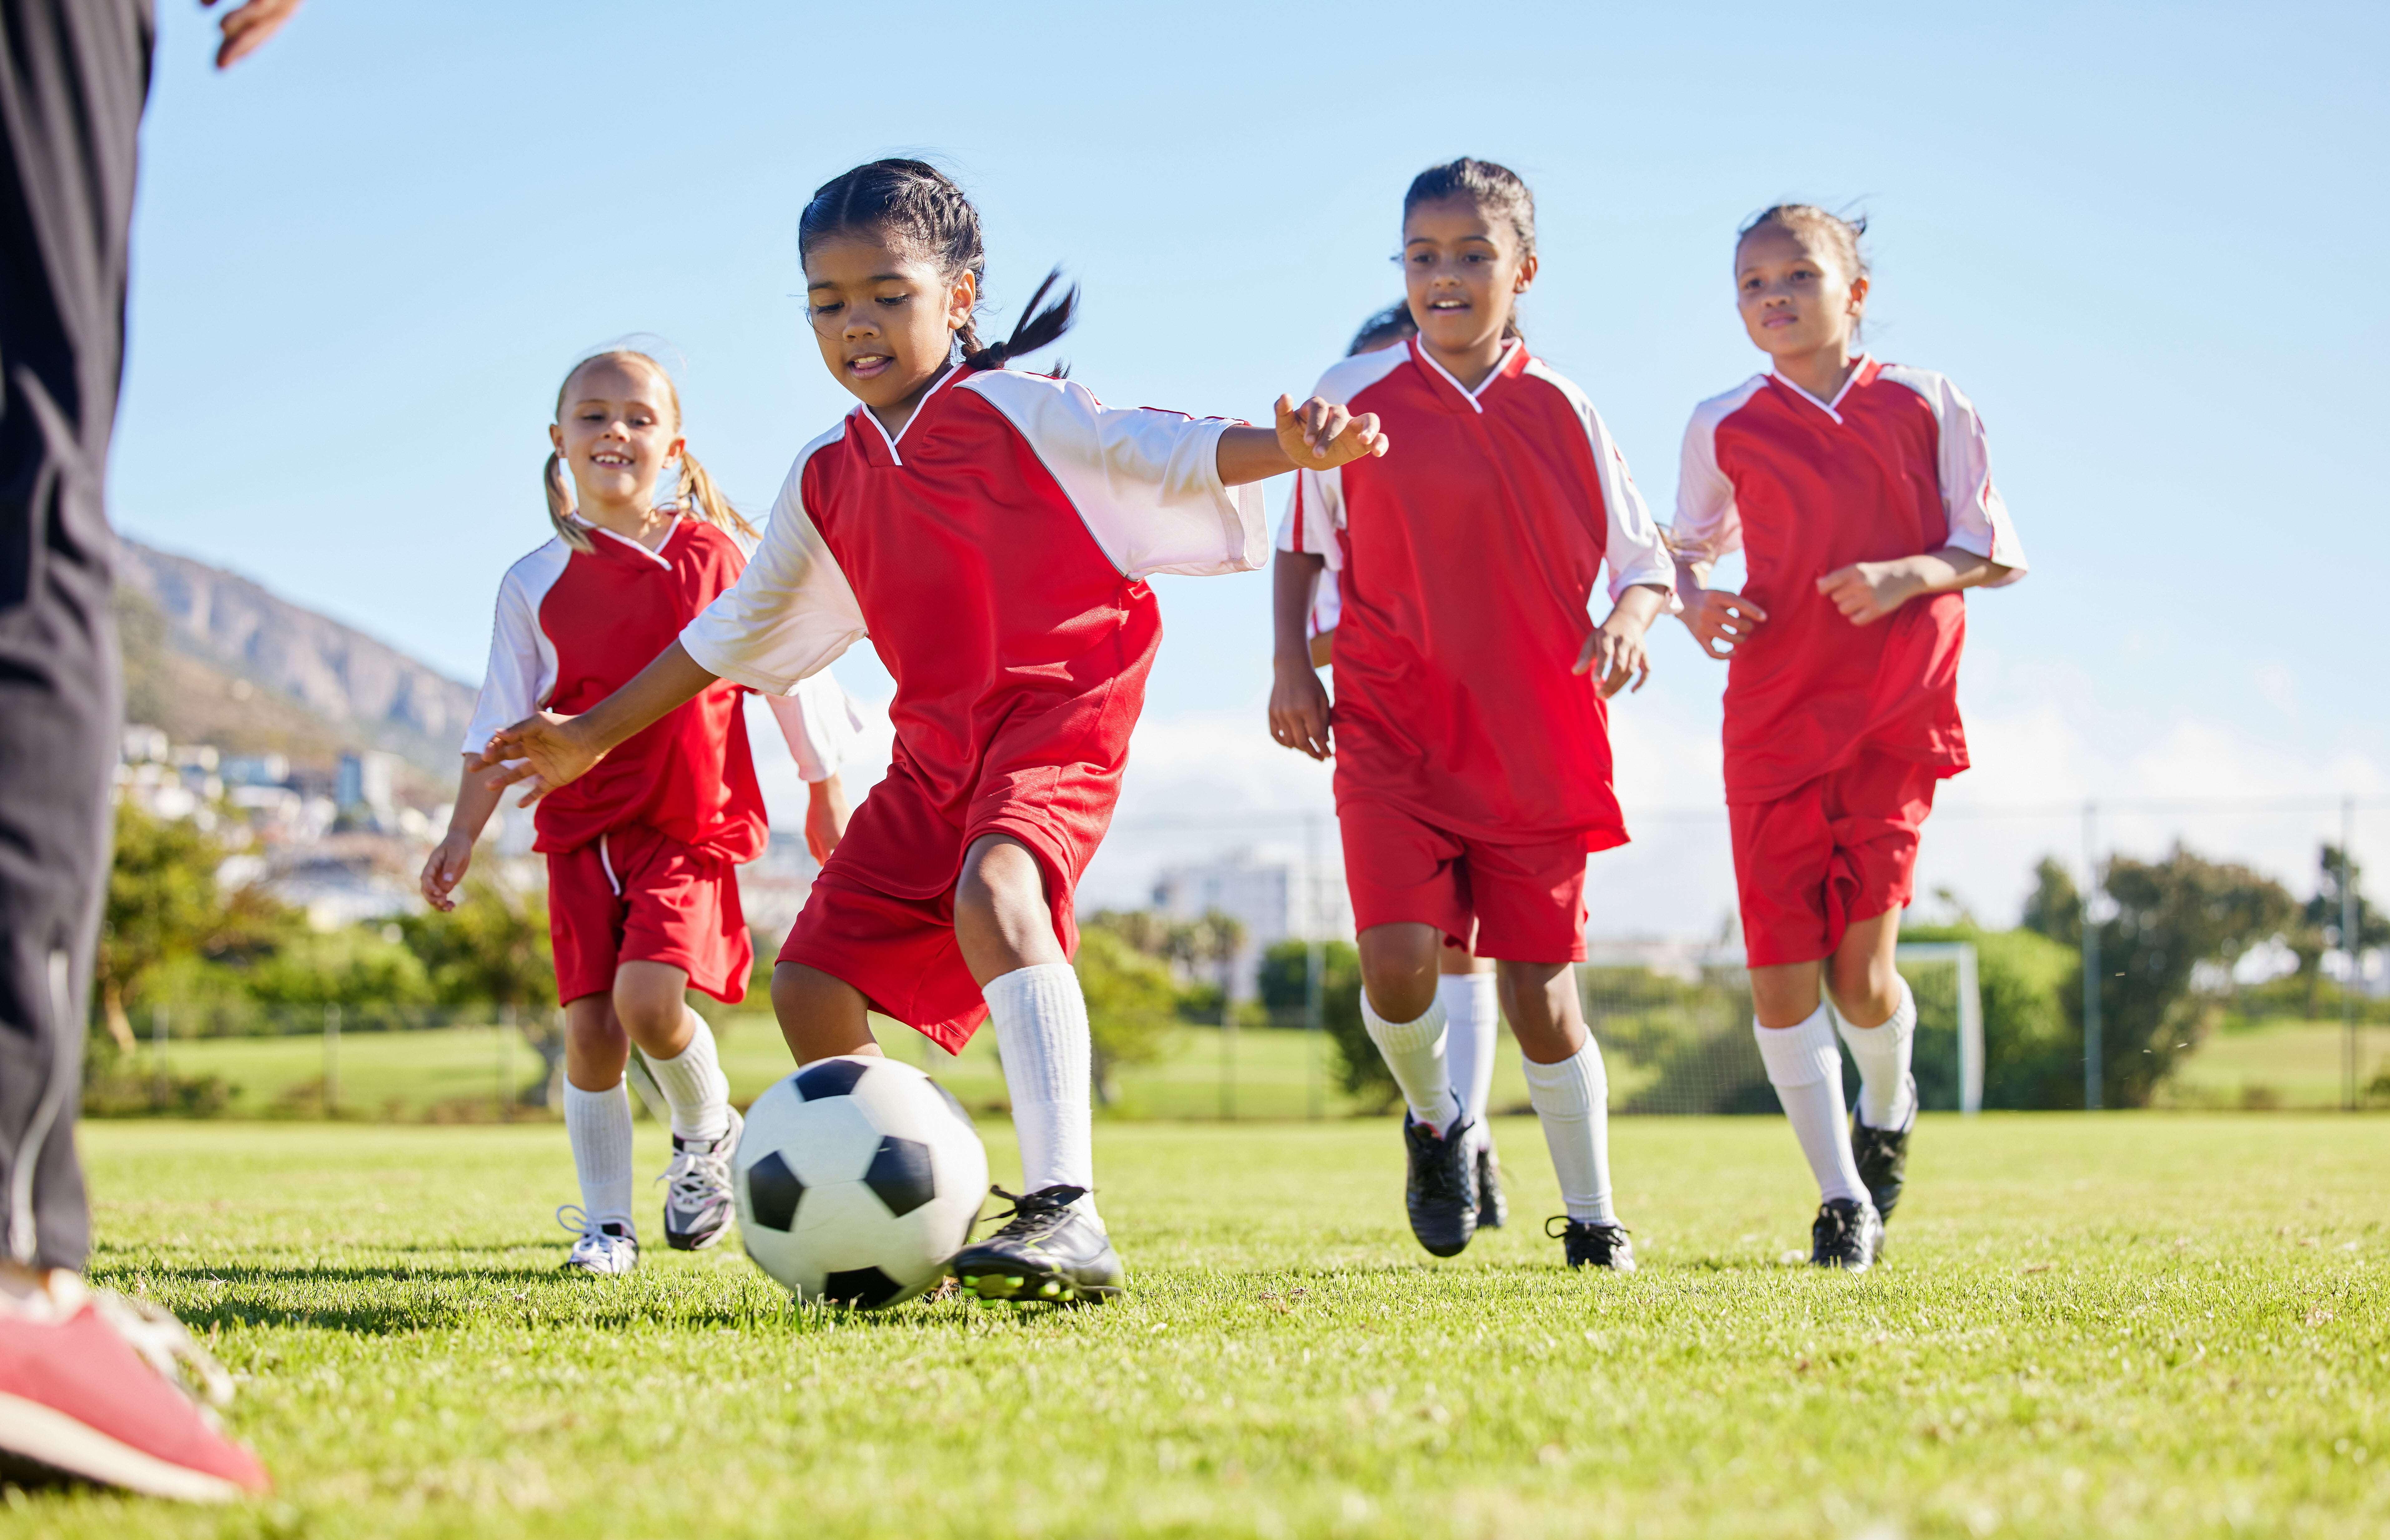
[1269,550,1333,761]
[1216,396,1389,486]
[477,642,719,803]
[1818,548,2014,626]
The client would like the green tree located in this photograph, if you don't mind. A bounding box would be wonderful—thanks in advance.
[2294,844,2388,1018]
[1072,925,1180,1106]
[96,805,293,1051]
[1900,922,2085,1110]
[2020,857,2081,950]
[2078,845,2299,1107]
[1256,936,1388,1111]
[247,926,435,1008]
[398,878,559,1104]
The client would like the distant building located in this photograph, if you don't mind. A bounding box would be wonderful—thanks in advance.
[1150,845,1351,1000]
[335,751,398,829]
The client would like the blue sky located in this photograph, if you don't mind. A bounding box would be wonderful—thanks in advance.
[114,1,2387,929]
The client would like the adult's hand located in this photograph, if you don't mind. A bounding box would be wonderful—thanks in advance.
[204,0,304,70]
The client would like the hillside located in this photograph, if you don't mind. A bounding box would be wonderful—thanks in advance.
[115,538,478,780]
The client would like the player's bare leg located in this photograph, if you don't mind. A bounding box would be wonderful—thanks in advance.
[1499,961,1632,1271]
[607,961,738,1250]
[771,964,877,1063]
[1750,940,1884,1271]
[948,835,1120,1303]
[1437,945,1506,1227]
[1822,911,1917,1231]
[1358,922,1477,1256]
[558,994,640,1273]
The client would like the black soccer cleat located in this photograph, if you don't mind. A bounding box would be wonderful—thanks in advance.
[1849,1073,1914,1229]
[1810,1197,1885,1271]
[951,1185,1124,1305]
[1546,1216,1635,1272]
[1403,1113,1479,1257]
[1476,1140,1508,1231]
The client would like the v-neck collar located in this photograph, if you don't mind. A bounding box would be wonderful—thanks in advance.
[573,512,679,569]
[851,356,972,467]
[1767,353,1877,425]
[1409,335,1525,415]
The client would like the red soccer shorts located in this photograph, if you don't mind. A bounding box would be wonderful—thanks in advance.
[776,764,1083,1054]
[1729,750,1941,969]
[1339,800,1589,963]
[546,823,752,1005]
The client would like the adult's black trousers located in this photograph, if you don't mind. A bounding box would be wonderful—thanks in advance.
[0,0,152,1271]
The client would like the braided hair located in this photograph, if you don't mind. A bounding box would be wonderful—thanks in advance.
[798,159,1075,372]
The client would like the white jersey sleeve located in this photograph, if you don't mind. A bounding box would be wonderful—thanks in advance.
[1275,466,1344,571]
[1520,360,1680,610]
[1878,365,2028,585]
[1671,377,1767,569]
[762,669,868,783]
[679,426,870,695]
[962,370,1267,580]
[461,539,570,754]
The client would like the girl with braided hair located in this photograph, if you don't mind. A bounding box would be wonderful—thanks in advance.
[482,160,1388,1304]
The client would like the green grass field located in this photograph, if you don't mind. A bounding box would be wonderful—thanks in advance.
[2163,1019,2389,1110]
[25,1113,2388,1538]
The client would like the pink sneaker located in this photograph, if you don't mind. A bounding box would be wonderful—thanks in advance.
[0,1294,269,1500]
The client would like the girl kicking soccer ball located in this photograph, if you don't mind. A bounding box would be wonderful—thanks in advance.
[1292,299,1513,1232]
[1270,160,1676,1271]
[481,159,1388,1305]
[1670,205,2026,1270]
[425,348,859,1275]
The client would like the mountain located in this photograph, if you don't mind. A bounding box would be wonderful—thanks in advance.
[114,538,479,779]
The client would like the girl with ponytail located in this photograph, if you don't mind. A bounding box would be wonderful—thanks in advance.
[480,158,1389,1306]
[428,349,864,1276]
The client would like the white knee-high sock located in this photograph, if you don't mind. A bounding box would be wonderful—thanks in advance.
[1836,978,1917,1131]
[641,1009,731,1143]
[1438,972,1501,1138]
[1361,990,1457,1131]
[564,1080,636,1233]
[984,963,1098,1221]
[1522,1038,1615,1224]
[1753,1005,1867,1206]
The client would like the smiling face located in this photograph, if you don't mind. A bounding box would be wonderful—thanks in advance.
[803,230,976,419]
[548,357,681,516]
[1401,195,1536,363]
[1734,222,1868,365]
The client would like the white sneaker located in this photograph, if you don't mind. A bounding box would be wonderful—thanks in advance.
[660,1105,742,1251]
[557,1206,639,1274]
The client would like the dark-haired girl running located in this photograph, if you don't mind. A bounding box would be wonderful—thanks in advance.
[482,159,1387,1304]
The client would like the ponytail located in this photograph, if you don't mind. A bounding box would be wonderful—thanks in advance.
[956,266,1077,374]
[544,450,594,554]
[674,447,758,542]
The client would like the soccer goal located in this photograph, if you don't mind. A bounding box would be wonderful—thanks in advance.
[1581,942,1983,1117]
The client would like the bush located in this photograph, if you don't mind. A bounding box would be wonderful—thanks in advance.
[1073,926,1180,1106]
[1901,923,2083,1110]
[1256,938,1389,1112]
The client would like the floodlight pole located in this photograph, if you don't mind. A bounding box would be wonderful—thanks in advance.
[324,1002,341,1118]
[2343,795,2358,1113]
[2082,801,2102,1113]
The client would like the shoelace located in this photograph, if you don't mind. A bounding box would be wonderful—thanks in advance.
[656,1145,732,1209]
[977,1184,1088,1240]
[555,1203,633,1249]
[91,1289,234,1413]
[1543,1216,1630,1242]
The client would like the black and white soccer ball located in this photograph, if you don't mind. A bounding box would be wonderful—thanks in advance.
[732,1054,989,1309]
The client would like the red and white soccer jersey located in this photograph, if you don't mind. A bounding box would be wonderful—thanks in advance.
[465,513,859,1001]
[1276,336,1675,846]
[1672,356,2027,806]
[1277,336,1673,960]
[680,363,1265,1048]
[1673,357,2028,965]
